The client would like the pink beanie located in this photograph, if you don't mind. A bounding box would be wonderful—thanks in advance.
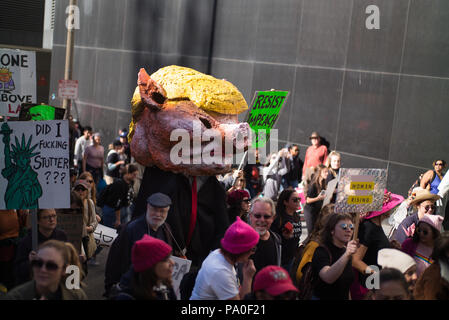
[221,216,259,254]
[131,234,172,272]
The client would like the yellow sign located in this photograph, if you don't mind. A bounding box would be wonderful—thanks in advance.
[350,182,375,190]
[347,196,373,204]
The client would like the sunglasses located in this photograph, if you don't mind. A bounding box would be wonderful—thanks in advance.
[250,247,257,253]
[253,213,272,220]
[422,205,436,212]
[291,198,300,203]
[74,187,87,192]
[86,180,94,183]
[339,223,354,231]
[31,258,61,271]
[435,163,444,166]
[242,199,251,203]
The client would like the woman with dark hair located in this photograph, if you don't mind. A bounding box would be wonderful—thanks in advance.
[370,268,410,300]
[414,231,449,299]
[190,217,259,300]
[303,164,329,234]
[115,234,176,300]
[296,204,335,283]
[401,214,443,277]
[310,213,357,300]
[226,189,251,223]
[420,159,447,194]
[271,189,302,271]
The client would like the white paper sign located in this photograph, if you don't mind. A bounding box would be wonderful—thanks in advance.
[0,120,70,209]
[171,256,192,300]
[0,49,36,116]
[93,223,118,248]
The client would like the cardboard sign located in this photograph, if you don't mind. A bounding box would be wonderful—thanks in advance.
[246,90,289,148]
[171,256,192,300]
[335,168,387,213]
[58,80,78,100]
[56,210,83,255]
[0,49,36,116]
[93,224,118,248]
[0,120,70,209]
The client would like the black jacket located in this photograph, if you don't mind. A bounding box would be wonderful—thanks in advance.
[132,166,230,268]
[14,228,67,286]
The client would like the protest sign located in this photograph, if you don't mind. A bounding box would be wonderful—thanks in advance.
[171,256,192,300]
[0,120,70,209]
[335,168,387,214]
[246,90,289,148]
[93,224,118,248]
[0,49,36,116]
[56,210,83,255]
[19,103,66,121]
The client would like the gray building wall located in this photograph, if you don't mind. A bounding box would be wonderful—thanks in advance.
[49,0,449,196]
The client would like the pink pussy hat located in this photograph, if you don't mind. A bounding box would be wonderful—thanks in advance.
[221,216,259,254]
[131,234,172,272]
[419,214,444,233]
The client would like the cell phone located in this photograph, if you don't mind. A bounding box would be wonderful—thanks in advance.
[320,190,326,196]
[283,222,293,233]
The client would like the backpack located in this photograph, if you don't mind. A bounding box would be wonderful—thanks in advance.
[297,245,331,300]
[407,170,435,198]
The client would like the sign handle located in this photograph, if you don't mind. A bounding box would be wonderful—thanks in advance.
[232,151,248,186]
[353,212,360,240]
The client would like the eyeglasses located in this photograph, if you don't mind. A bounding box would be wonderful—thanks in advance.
[339,223,354,231]
[253,213,272,220]
[291,198,300,203]
[435,163,444,166]
[422,205,436,212]
[40,214,57,221]
[31,258,61,271]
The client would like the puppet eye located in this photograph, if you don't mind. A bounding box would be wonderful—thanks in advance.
[200,117,212,129]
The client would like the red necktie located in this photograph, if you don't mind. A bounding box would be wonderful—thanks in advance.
[187,176,197,247]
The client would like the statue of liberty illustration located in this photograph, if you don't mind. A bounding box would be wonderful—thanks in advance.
[1,122,42,209]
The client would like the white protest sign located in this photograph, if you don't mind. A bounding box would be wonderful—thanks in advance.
[335,168,387,214]
[171,256,192,300]
[0,120,70,209]
[0,49,36,116]
[93,223,118,248]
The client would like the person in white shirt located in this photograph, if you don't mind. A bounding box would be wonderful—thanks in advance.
[74,126,93,174]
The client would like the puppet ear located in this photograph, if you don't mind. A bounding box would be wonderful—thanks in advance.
[138,68,167,110]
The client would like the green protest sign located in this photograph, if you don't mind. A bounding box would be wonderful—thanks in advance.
[246,90,289,148]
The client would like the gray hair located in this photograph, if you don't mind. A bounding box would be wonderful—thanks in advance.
[250,197,276,217]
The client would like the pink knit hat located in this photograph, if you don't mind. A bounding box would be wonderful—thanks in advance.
[419,214,444,233]
[131,234,172,272]
[221,216,259,254]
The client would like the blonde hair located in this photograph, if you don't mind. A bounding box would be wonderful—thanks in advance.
[325,151,341,179]
[64,242,86,281]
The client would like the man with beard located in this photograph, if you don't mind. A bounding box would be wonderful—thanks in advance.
[104,193,180,297]
[247,198,282,274]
